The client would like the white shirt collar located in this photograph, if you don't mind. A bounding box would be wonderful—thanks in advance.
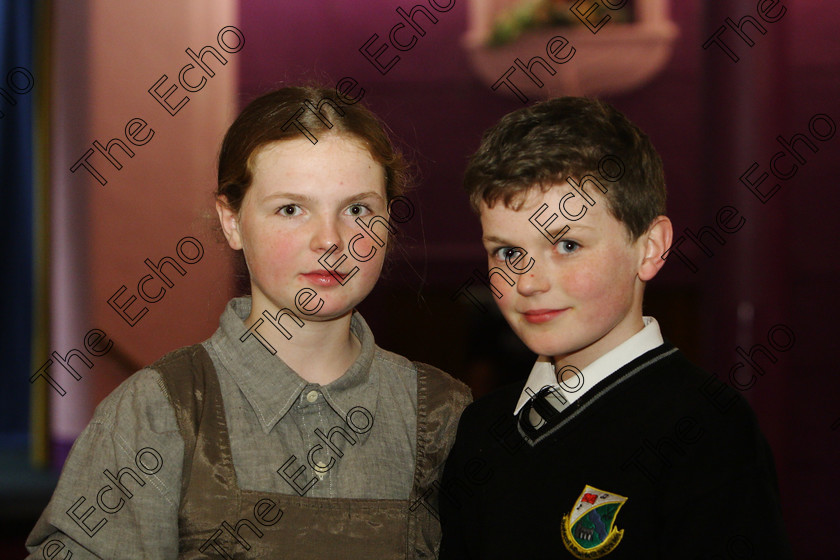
[513,316,664,415]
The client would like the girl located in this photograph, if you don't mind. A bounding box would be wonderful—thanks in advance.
[27,86,471,559]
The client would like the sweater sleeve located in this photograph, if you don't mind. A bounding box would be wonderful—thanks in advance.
[438,403,475,560]
[25,369,184,559]
[656,397,792,558]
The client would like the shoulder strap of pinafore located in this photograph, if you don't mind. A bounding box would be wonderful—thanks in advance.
[409,361,472,558]
[150,343,234,508]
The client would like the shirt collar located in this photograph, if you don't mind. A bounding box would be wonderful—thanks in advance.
[513,316,664,415]
[208,297,379,436]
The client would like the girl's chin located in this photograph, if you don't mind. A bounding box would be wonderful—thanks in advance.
[301,308,356,322]
[254,285,374,323]
[295,301,360,321]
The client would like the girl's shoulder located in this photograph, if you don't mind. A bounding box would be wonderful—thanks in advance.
[374,346,473,405]
[89,341,210,433]
[86,364,179,436]
[373,346,416,374]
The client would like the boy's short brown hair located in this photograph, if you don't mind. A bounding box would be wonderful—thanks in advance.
[463,97,666,240]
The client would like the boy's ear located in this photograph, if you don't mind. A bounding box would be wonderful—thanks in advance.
[216,196,244,251]
[637,216,673,282]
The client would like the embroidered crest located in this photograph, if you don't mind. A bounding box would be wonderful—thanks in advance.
[561,485,627,558]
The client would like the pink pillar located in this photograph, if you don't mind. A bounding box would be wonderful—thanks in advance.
[49,0,238,463]
[699,0,792,531]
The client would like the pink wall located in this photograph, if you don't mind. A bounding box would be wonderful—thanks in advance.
[50,0,238,442]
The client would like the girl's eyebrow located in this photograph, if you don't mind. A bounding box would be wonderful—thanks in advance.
[336,191,386,206]
[260,191,385,206]
[261,192,315,204]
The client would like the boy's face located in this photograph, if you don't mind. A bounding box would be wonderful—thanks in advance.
[479,184,667,371]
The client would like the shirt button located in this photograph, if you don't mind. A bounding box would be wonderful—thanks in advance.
[306,390,318,403]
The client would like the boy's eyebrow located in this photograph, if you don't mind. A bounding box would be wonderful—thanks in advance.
[483,224,596,244]
[548,224,595,237]
[482,234,514,245]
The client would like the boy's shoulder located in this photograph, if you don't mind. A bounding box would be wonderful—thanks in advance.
[454,378,526,435]
[453,343,762,450]
[583,342,762,439]
[470,379,524,413]
[620,342,756,423]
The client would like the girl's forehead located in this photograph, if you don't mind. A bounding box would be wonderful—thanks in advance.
[252,136,380,182]
[254,134,374,165]
[247,135,386,200]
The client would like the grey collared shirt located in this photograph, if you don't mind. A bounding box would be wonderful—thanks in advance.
[26,297,418,559]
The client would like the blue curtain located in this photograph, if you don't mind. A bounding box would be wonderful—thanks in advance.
[0,0,35,442]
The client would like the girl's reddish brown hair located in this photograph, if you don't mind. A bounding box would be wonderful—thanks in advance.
[216,86,408,212]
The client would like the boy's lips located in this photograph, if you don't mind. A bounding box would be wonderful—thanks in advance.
[520,308,568,324]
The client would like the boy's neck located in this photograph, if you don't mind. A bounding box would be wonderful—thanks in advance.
[552,313,646,379]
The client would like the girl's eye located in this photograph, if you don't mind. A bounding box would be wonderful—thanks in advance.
[346,203,372,217]
[277,204,302,217]
[493,247,522,261]
[557,240,580,254]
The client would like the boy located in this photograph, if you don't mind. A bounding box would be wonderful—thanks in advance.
[438,98,790,558]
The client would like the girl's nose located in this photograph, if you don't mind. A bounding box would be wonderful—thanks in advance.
[310,217,344,254]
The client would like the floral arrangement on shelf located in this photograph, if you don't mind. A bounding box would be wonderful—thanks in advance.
[487,0,635,47]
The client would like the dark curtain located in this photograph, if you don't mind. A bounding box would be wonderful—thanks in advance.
[0,0,34,442]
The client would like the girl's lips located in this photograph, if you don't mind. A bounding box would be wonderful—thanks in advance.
[521,309,567,324]
[301,270,346,287]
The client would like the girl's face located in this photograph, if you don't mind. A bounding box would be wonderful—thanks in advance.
[218,134,389,322]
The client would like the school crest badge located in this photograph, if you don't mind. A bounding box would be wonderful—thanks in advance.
[561,485,627,558]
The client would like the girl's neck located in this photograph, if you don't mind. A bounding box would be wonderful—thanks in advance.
[244,302,362,385]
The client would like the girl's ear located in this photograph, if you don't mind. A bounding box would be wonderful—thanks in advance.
[216,196,244,250]
[637,215,673,282]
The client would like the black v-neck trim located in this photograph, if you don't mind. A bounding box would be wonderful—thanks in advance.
[516,344,679,447]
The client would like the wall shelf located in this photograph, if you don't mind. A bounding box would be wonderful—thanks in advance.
[464,0,678,98]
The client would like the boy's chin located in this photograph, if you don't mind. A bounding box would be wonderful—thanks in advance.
[511,329,589,363]
[513,331,569,359]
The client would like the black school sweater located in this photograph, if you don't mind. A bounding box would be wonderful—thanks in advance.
[438,342,792,559]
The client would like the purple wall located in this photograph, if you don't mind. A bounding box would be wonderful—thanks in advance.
[239,1,840,556]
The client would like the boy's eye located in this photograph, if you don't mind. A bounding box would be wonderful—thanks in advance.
[346,203,372,217]
[557,240,580,254]
[492,247,523,261]
[277,204,302,217]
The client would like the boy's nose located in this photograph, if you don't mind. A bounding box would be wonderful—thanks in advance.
[515,264,550,296]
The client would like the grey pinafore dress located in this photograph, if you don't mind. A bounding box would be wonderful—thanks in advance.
[152,344,471,559]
